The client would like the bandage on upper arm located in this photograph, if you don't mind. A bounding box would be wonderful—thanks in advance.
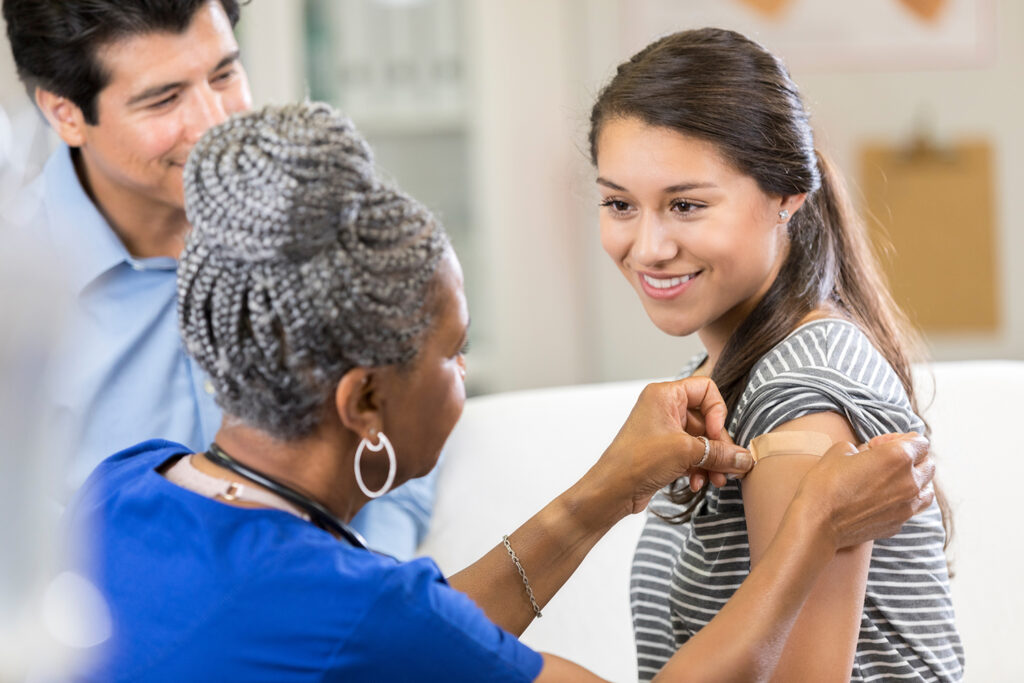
[749,431,833,463]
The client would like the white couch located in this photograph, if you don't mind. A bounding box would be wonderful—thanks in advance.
[419,360,1024,682]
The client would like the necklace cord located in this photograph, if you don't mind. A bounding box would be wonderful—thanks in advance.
[205,442,367,549]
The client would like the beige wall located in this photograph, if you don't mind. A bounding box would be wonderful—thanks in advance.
[796,2,1024,363]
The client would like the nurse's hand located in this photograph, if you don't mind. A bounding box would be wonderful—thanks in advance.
[588,377,753,519]
[796,432,935,549]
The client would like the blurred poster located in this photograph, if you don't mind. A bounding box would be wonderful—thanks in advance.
[618,0,995,70]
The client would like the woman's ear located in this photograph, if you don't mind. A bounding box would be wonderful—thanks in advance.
[334,368,383,441]
[35,88,88,148]
[779,192,809,221]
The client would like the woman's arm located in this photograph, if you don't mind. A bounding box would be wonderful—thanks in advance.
[531,433,934,682]
[531,489,839,683]
[447,379,752,636]
[741,412,871,681]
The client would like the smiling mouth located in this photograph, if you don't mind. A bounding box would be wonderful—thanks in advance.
[641,272,699,289]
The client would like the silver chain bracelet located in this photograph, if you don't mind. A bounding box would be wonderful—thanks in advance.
[502,534,543,619]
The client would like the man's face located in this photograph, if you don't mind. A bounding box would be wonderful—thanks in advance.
[76,1,252,211]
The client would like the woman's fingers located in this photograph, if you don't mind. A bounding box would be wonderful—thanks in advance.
[684,409,706,438]
[598,380,751,514]
[672,377,729,440]
[705,432,736,488]
[708,471,728,488]
[671,379,744,491]
[688,466,731,491]
[867,432,903,446]
[686,434,753,475]
[824,440,860,458]
[799,433,933,549]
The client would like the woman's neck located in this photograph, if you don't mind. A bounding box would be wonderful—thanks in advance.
[696,312,745,374]
[197,421,368,524]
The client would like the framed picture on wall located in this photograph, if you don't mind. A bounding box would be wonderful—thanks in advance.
[618,0,996,71]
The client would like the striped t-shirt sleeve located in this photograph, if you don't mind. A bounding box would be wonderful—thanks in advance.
[733,319,923,446]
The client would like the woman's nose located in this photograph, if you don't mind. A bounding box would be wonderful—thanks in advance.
[632,212,679,266]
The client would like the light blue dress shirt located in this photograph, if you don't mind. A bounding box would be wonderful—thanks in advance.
[30,145,436,559]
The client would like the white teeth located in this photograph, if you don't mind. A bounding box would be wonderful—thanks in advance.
[642,273,697,289]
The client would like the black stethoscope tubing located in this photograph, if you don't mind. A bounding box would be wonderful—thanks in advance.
[206,442,368,550]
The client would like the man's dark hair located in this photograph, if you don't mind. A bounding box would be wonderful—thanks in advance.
[3,0,241,125]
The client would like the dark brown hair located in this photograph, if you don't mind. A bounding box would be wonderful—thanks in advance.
[589,27,950,539]
[3,0,243,125]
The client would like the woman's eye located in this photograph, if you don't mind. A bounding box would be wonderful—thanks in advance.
[453,339,470,359]
[670,199,701,214]
[599,198,632,214]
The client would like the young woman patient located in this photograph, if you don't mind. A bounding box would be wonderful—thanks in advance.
[588,28,963,682]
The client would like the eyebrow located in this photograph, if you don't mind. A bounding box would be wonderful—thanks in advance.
[596,177,718,194]
[125,50,241,106]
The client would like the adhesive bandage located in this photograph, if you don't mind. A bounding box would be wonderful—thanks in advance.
[749,431,833,463]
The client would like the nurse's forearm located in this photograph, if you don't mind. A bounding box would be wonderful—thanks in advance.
[447,464,624,637]
[447,377,753,636]
[654,495,835,683]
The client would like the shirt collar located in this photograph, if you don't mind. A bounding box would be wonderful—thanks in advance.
[41,145,177,296]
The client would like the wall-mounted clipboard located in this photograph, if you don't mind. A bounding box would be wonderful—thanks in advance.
[860,139,999,333]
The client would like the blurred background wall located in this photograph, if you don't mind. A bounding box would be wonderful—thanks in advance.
[2,0,1020,396]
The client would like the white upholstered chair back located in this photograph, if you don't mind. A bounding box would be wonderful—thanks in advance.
[419,361,1024,682]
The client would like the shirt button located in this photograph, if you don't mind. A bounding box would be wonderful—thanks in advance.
[204,380,216,395]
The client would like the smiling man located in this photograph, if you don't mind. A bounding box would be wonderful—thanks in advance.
[3,0,436,558]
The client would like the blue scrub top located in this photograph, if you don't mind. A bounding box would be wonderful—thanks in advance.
[65,440,543,682]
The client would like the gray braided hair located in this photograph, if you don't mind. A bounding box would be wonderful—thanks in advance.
[178,102,449,440]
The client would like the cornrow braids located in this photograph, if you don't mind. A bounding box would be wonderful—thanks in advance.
[178,102,449,440]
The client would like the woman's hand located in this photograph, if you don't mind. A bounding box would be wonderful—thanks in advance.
[591,378,753,518]
[794,432,935,549]
[686,427,737,491]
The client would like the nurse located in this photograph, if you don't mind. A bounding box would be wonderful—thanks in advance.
[65,102,936,682]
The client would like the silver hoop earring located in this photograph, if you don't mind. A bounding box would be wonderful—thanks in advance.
[354,432,397,499]
[778,209,790,221]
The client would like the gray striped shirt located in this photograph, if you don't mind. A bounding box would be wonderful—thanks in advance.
[630,319,964,682]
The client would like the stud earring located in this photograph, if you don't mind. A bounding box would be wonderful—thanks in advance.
[778,209,790,221]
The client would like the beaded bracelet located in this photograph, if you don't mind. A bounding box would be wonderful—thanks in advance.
[502,534,543,619]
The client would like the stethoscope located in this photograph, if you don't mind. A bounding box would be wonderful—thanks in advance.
[205,442,369,550]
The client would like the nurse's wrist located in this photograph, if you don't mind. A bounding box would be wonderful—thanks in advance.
[785,490,838,554]
[562,463,632,537]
